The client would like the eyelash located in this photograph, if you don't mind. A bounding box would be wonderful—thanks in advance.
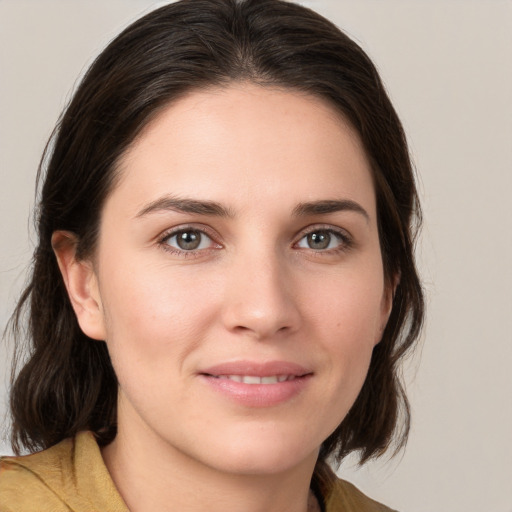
[158,225,221,258]
[157,224,353,257]
[294,225,353,254]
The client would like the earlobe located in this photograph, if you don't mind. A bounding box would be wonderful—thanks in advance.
[375,274,399,346]
[52,231,106,341]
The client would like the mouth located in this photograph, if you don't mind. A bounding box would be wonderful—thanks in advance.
[200,360,311,382]
[198,361,312,407]
[208,374,301,384]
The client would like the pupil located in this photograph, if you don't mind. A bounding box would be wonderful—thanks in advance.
[177,230,201,250]
[308,231,330,250]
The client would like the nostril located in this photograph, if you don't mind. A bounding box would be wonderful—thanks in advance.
[220,282,301,339]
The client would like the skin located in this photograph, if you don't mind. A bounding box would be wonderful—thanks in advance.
[54,83,393,512]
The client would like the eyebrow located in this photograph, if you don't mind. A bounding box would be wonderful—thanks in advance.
[135,195,234,218]
[136,195,369,222]
[292,199,370,222]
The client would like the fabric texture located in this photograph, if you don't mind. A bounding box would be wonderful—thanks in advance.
[0,432,397,511]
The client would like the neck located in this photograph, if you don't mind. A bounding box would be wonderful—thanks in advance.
[102,421,320,512]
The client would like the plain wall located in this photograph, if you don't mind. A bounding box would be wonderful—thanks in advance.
[1,1,511,511]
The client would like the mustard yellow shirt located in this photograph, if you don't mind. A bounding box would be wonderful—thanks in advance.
[0,432,396,512]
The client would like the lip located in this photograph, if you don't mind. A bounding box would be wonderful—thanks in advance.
[199,360,313,407]
[202,360,311,378]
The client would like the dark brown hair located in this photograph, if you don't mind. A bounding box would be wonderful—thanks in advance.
[8,0,423,463]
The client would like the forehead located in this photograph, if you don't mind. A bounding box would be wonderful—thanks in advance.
[109,83,375,218]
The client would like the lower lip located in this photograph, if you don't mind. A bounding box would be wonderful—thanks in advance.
[199,374,312,407]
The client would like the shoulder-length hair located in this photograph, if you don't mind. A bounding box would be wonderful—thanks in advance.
[8,0,423,463]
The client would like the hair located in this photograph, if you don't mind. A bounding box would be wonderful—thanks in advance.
[7,0,424,463]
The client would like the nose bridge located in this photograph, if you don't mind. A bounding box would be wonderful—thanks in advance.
[221,240,300,339]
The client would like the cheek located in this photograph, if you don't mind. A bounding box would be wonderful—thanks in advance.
[98,260,221,373]
[308,265,385,341]
[305,265,385,384]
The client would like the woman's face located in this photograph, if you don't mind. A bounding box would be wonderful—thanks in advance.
[73,84,392,475]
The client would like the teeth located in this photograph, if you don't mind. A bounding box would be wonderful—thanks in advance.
[243,375,261,384]
[217,375,295,384]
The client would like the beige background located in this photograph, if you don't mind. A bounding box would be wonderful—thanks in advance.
[1,1,511,511]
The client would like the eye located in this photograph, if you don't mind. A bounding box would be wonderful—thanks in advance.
[296,229,349,251]
[161,228,215,252]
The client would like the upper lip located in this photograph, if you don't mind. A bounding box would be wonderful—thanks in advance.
[200,360,312,378]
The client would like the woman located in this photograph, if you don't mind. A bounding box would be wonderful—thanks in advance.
[0,0,424,511]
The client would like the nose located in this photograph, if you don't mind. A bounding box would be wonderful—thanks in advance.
[220,247,301,340]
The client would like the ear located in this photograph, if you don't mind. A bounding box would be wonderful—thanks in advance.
[52,231,106,341]
[375,273,399,346]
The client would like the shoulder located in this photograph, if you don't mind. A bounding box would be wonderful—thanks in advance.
[0,432,127,512]
[314,461,398,512]
[327,479,398,512]
[0,436,74,511]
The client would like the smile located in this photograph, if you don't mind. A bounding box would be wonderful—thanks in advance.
[199,361,312,407]
[213,375,297,384]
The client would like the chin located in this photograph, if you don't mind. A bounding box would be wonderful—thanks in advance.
[192,428,320,476]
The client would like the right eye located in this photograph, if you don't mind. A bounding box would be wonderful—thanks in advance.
[161,228,215,252]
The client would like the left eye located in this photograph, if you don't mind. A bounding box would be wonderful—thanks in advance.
[163,229,213,251]
[296,230,344,251]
